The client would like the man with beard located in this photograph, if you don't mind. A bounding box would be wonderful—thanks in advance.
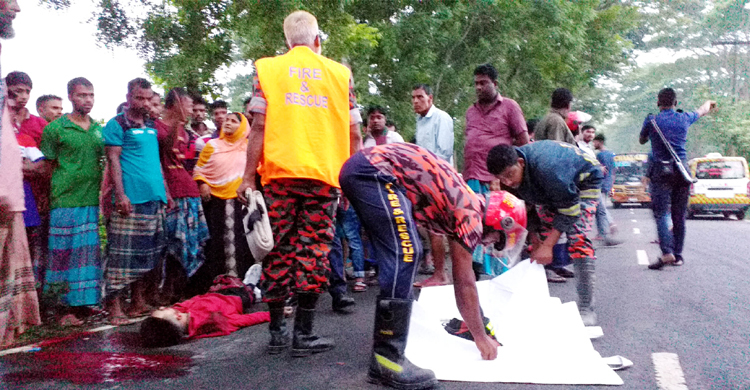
[40,78,105,325]
[103,78,168,324]
[0,0,42,346]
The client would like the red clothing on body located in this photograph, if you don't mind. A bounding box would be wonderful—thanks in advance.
[155,120,201,199]
[173,293,270,339]
[17,111,48,146]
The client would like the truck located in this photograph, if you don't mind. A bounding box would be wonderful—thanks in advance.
[611,153,651,208]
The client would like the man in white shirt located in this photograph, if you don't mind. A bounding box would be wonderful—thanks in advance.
[412,84,454,287]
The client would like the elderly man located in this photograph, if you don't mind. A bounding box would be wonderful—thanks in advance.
[237,10,362,357]
[412,84,454,287]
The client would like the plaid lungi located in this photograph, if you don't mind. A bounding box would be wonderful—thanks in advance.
[105,201,167,295]
[165,197,209,278]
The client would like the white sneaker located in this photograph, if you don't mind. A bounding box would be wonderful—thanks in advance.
[243,264,262,287]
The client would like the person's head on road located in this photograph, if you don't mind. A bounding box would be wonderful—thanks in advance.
[67,77,95,117]
[474,63,499,104]
[0,0,20,39]
[593,133,606,150]
[657,87,677,110]
[367,105,387,135]
[487,144,525,189]
[150,92,163,120]
[140,307,188,348]
[550,87,573,118]
[211,100,228,131]
[412,84,433,117]
[36,95,63,122]
[6,71,32,110]
[581,124,596,144]
[126,77,154,122]
[284,10,322,54]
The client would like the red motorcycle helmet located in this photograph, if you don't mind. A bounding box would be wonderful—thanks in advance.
[484,191,527,251]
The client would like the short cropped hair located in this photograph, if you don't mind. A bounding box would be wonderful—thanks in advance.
[36,94,62,108]
[473,63,498,82]
[211,100,228,112]
[657,88,677,108]
[127,78,152,95]
[526,118,539,135]
[593,133,605,143]
[191,93,207,107]
[486,144,520,175]
[550,88,573,110]
[413,84,433,96]
[67,77,94,95]
[6,71,32,88]
[366,105,388,118]
[581,124,596,132]
[242,96,252,107]
[385,119,396,129]
[140,317,184,348]
[284,11,319,47]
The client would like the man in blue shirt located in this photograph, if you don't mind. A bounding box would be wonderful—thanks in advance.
[639,88,714,269]
[592,130,620,245]
[104,78,168,324]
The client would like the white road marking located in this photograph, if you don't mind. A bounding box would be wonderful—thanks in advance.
[652,352,689,390]
[633,228,641,234]
[630,210,635,214]
[637,250,649,265]
[631,219,638,223]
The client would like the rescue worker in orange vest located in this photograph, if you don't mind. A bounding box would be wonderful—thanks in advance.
[237,10,362,357]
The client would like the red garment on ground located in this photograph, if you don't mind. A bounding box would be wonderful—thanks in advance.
[172,293,270,339]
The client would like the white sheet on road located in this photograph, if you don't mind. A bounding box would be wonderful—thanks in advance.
[405,260,624,385]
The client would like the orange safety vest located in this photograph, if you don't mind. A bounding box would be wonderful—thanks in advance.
[256,46,351,188]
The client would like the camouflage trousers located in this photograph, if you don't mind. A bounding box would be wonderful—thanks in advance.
[261,179,339,302]
[537,197,598,260]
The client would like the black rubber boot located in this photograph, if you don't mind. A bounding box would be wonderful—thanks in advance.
[368,298,438,390]
[291,293,334,357]
[267,301,290,354]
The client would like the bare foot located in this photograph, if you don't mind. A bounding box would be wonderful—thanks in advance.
[125,305,151,318]
[413,275,450,288]
[59,314,84,327]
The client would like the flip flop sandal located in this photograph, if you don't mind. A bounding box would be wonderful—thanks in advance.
[353,282,367,292]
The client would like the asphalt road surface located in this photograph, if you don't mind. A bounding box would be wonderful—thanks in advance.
[1,207,748,390]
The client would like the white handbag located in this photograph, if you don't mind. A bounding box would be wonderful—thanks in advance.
[242,189,274,261]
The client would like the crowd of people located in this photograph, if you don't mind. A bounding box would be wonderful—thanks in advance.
[0,4,716,390]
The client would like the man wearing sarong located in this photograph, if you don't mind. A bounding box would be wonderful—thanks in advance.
[237,10,362,357]
[104,78,167,324]
[155,88,210,302]
[0,0,41,347]
[40,77,103,326]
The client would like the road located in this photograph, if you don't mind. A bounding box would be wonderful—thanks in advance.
[1,207,748,389]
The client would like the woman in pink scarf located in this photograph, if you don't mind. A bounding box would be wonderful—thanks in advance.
[191,113,255,295]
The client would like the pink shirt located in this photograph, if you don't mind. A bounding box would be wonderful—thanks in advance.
[0,104,25,212]
[463,95,527,182]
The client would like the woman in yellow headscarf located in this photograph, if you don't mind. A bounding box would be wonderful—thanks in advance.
[192,113,254,292]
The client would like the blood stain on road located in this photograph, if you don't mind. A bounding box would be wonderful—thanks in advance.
[2,351,193,385]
